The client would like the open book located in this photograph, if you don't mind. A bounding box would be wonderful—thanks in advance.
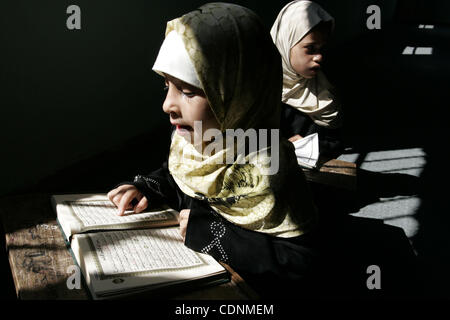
[52,194,228,299]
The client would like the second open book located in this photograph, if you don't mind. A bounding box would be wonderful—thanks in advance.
[52,194,227,299]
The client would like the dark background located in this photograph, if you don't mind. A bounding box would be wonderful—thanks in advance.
[1,0,449,300]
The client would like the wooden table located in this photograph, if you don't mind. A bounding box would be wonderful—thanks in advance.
[303,158,357,190]
[0,193,258,300]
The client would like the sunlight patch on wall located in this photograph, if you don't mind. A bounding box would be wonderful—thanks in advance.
[418,24,434,29]
[402,46,433,55]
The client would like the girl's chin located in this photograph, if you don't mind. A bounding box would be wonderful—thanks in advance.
[301,72,317,79]
[308,68,320,76]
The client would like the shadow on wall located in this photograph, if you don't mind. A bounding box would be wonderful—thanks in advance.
[0,0,288,198]
[310,168,423,218]
[20,122,174,195]
[395,0,450,25]
[412,144,450,297]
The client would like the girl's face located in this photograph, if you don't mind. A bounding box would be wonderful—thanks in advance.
[289,23,330,79]
[162,74,220,144]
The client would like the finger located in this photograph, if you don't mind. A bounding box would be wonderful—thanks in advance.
[180,209,190,217]
[288,134,302,142]
[178,209,189,223]
[180,215,188,228]
[110,184,129,197]
[109,185,134,205]
[118,190,137,216]
[107,188,119,202]
[112,193,123,208]
[179,221,187,240]
[134,196,148,214]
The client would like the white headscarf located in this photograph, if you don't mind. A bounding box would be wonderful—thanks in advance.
[152,30,202,89]
[270,0,342,128]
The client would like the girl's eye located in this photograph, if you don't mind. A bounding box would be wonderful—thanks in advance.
[163,80,196,98]
[181,91,195,98]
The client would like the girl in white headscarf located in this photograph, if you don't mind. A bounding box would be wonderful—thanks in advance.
[271,0,344,157]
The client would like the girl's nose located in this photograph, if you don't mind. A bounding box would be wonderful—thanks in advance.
[162,85,181,117]
[313,53,323,64]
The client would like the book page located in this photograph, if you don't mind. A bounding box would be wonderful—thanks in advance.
[86,228,205,278]
[68,200,176,228]
[71,226,227,298]
[293,133,319,169]
[53,194,179,238]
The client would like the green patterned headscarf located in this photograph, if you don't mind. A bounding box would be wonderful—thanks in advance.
[163,3,317,237]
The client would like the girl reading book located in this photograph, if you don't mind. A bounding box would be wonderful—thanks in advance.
[271,0,344,158]
[107,3,321,298]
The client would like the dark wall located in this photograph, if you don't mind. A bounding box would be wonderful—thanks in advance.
[0,0,286,196]
[1,0,179,196]
[0,0,420,197]
[396,0,450,25]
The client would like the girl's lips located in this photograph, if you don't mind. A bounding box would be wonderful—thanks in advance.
[176,124,193,130]
[176,124,193,135]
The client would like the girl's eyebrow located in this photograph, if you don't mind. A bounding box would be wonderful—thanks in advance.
[303,41,327,49]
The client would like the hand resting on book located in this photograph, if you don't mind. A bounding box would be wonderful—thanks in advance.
[107,184,148,216]
[108,185,190,240]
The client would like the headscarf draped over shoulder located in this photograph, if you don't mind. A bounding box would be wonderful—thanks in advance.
[271,0,342,128]
[161,3,317,238]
